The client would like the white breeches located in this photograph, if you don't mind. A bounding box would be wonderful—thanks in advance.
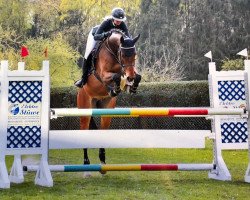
[84,28,97,59]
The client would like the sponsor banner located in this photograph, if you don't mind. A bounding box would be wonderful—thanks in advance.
[8,103,42,126]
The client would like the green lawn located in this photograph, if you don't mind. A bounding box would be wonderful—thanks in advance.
[1,141,250,200]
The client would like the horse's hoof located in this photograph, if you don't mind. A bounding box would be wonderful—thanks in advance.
[100,168,107,175]
[100,162,107,175]
[100,170,107,175]
[83,172,92,178]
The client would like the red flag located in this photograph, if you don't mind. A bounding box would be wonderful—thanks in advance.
[21,46,29,57]
[44,47,48,58]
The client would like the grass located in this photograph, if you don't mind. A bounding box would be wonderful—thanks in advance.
[1,140,250,200]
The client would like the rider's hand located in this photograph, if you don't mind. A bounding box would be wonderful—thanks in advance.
[104,31,112,38]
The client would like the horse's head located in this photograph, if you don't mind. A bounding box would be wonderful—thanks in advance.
[120,34,140,82]
[101,30,141,96]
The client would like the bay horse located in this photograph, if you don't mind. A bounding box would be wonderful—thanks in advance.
[77,30,141,176]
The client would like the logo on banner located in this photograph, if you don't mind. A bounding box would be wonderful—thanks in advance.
[9,104,20,115]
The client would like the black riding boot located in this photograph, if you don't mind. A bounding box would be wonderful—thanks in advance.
[75,59,88,88]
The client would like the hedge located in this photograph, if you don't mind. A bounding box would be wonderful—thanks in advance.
[50,81,210,108]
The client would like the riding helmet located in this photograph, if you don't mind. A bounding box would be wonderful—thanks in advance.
[111,8,126,21]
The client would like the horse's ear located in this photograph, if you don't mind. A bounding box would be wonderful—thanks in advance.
[133,34,140,44]
[120,36,124,44]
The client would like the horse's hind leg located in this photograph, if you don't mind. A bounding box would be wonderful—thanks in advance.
[79,115,91,168]
[99,148,105,164]
[77,88,92,177]
[80,116,92,177]
[83,149,90,165]
[99,97,117,168]
[98,116,112,175]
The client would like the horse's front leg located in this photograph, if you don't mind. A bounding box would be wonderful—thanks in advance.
[130,73,141,93]
[103,72,122,97]
[111,73,122,95]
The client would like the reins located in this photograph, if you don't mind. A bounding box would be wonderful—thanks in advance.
[104,38,121,66]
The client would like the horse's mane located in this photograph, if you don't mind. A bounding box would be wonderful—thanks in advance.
[110,28,128,38]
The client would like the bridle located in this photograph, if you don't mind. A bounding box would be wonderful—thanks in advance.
[104,36,136,69]
[92,33,136,94]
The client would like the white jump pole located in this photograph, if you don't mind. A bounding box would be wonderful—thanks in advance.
[0,61,11,188]
[244,58,250,183]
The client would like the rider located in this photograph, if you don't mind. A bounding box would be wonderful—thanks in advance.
[75,7,130,88]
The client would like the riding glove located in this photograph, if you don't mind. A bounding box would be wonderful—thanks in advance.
[103,31,112,38]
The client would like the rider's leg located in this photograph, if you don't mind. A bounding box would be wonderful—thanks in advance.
[75,29,97,88]
[84,29,96,60]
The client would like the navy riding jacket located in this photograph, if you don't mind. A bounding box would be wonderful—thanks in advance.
[93,17,130,41]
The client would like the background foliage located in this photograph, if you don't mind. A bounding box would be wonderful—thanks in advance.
[0,0,249,86]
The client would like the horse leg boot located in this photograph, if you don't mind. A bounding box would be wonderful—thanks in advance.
[109,73,121,97]
[75,59,89,88]
[99,148,107,175]
[83,148,91,177]
[130,73,141,93]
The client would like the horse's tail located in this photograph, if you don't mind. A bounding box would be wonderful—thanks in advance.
[89,117,98,130]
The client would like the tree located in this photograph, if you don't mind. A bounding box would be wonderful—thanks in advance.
[58,0,141,52]
[28,0,62,38]
[24,35,80,87]
[137,0,185,81]
[0,35,80,88]
[137,0,250,80]
[0,0,30,35]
